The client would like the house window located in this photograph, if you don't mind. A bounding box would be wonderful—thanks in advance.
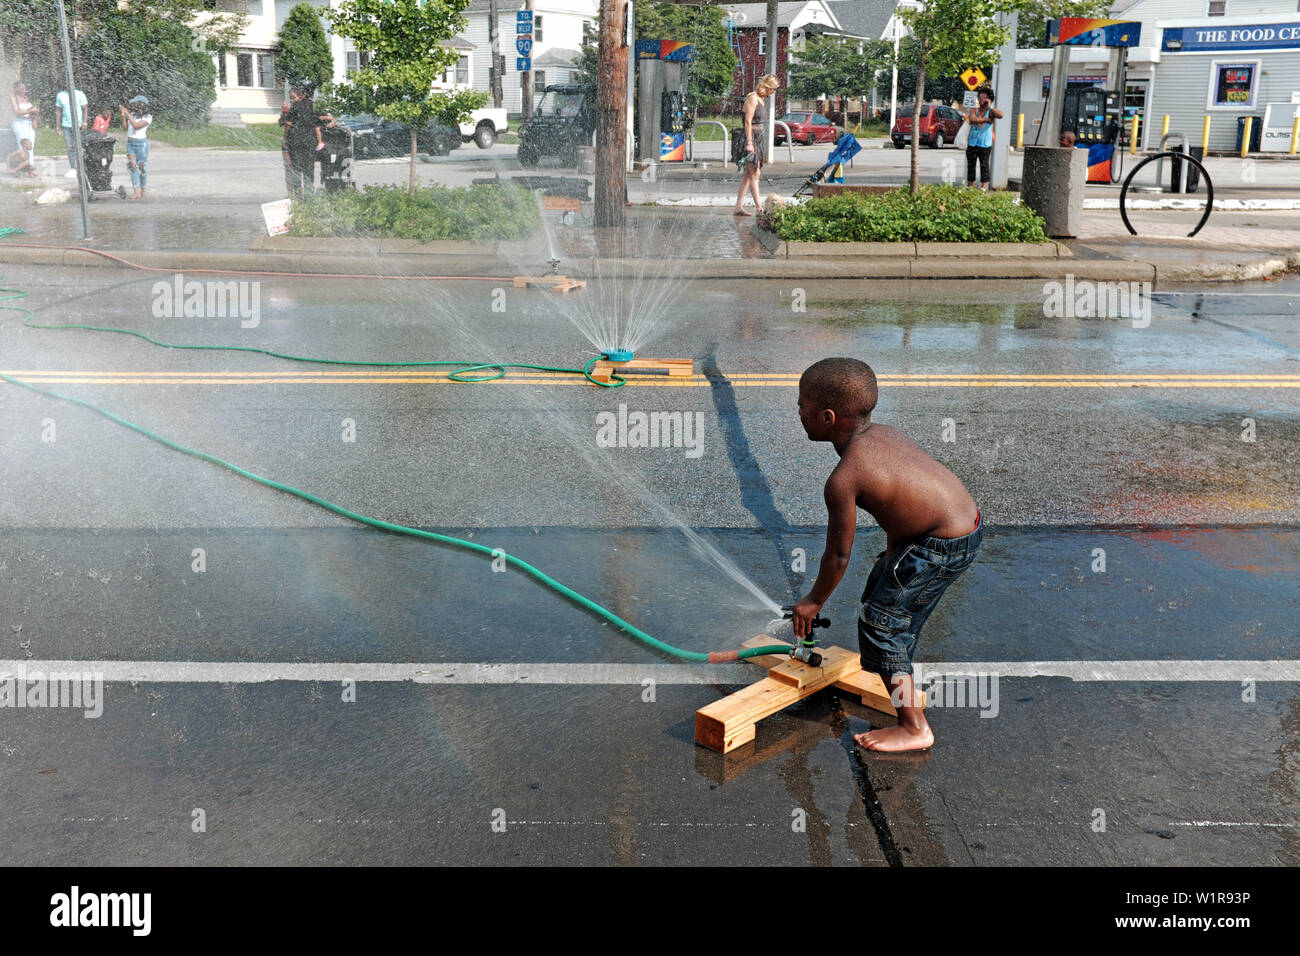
[758,32,766,56]
[203,0,248,10]
[346,50,372,76]
[236,52,253,87]
[217,53,227,87]
[1207,1,1226,14]
[534,15,543,43]
[257,53,276,89]
[535,70,546,91]
[456,54,469,85]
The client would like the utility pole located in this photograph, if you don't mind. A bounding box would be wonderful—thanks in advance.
[521,0,533,121]
[765,0,776,164]
[55,0,89,239]
[991,10,1016,189]
[489,0,503,108]
[889,16,899,133]
[594,0,628,226]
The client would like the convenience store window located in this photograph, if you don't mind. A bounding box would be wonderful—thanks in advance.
[1207,60,1259,110]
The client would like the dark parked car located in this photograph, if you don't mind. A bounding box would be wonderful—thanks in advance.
[773,112,841,145]
[335,114,461,159]
[891,104,964,149]
[517,84,596,168]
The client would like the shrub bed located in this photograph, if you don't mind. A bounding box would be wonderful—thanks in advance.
[289,184,539,242]
[765,185,1048,243]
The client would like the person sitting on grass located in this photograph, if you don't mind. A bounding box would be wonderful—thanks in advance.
[790,357,982,753]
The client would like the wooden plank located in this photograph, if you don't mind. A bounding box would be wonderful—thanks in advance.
[511,275,587,295]
[588,357,694,384]
[694,649,861,754]
[736,636,922,714]
[542,196,582,212]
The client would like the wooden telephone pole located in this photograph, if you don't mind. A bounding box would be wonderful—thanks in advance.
[594,0,628,226]
[489,0,503,108]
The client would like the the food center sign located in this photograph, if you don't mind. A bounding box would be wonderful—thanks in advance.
[1162,22,1300,52]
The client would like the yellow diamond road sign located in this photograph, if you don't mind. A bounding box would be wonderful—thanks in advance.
[961,68,987,91]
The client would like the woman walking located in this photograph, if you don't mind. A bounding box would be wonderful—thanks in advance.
[119,95,152,199]
[732,73,780,217]
[7,82,39,178]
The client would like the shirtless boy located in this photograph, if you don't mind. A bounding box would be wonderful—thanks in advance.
[791,358,982,753]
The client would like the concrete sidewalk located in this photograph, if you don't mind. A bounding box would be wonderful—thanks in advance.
[1,140,1297,283]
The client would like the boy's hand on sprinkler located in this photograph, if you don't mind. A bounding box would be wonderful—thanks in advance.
[789,596,822,638]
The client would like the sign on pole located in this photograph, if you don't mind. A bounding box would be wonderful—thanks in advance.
[963,90,979,109]
[517,10,533,24]
[960,67,988,90]
[517,57,530,71]
[516,35,533,57]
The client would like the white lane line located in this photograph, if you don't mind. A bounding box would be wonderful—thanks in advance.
[1170,822,1300,829]
[1,660,1298,684]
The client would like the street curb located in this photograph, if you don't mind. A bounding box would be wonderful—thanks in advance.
[0,243,1289,284]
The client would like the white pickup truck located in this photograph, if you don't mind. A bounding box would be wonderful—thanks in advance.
[432,82,509,148]
[458,107,508,149]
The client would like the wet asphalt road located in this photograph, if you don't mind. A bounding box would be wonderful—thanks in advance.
[1,261,1298,865]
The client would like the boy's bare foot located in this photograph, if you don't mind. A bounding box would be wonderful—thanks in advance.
[732,208,752,216]
[854,724,934,752]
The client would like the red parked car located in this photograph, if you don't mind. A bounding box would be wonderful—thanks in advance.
[891,104,964,149]
[773,112,841,145]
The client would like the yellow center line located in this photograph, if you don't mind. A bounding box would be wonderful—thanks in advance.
[5,371,1300,388]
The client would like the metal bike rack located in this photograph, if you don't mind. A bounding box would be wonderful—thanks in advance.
[772,121,794,163]
[1119,150,1214,237]
[687,120,728,164]
[1155,132,1190,193]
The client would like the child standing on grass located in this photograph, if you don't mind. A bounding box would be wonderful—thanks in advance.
[791,358,982,753]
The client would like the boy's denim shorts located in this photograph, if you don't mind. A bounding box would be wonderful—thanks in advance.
[858,511,982,679]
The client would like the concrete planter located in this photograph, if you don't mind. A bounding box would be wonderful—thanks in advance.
[753,224,1067,259]
[250,233,545,258]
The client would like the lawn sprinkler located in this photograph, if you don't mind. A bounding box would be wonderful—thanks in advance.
[549,256,560,276]
[781,605,830,666]
[602,349,635,362]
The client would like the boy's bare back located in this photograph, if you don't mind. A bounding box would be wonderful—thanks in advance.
[831,423,978,548]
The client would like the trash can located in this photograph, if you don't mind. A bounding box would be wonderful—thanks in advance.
[1185,145,1204,193]
[82,132,115,191]
[1235,115,1263,153]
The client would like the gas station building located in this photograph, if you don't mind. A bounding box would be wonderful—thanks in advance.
[1014,4,1300,153]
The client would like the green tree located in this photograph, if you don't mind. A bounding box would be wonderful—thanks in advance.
[276,3,334,91]
[896,0,1018,192]
[0,0,245,124]
[575,4,736,112]
[1016,0,1112,49]
[786,35,890,107]
[323,0,486,192]
[877,36,978,109]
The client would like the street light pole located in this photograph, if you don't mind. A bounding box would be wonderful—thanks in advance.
[889,17,899,134]
[55,0,90,240]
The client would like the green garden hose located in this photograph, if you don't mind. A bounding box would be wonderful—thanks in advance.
[0,271,791,664]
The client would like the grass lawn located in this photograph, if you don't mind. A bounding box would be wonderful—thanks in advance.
[32,123,282,156]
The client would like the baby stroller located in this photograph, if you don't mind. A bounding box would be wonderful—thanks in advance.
[81,131,126,201]
[793,133,862,199]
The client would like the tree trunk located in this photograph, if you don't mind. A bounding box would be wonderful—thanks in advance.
[409,127,418,194]
[594,0,627,227]
[909,53,925,194]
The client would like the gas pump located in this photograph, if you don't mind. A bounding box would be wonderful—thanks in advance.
[635,40,695,163]
[1062,86,1124,182]
[1045,18,1140,183]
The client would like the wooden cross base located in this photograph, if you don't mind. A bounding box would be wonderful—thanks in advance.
[694,636,925,754]
[587,357,694,384]
[512,275,587,294]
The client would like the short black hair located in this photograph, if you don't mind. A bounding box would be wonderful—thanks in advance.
[800,358,878,419]
[977,85,995,100]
